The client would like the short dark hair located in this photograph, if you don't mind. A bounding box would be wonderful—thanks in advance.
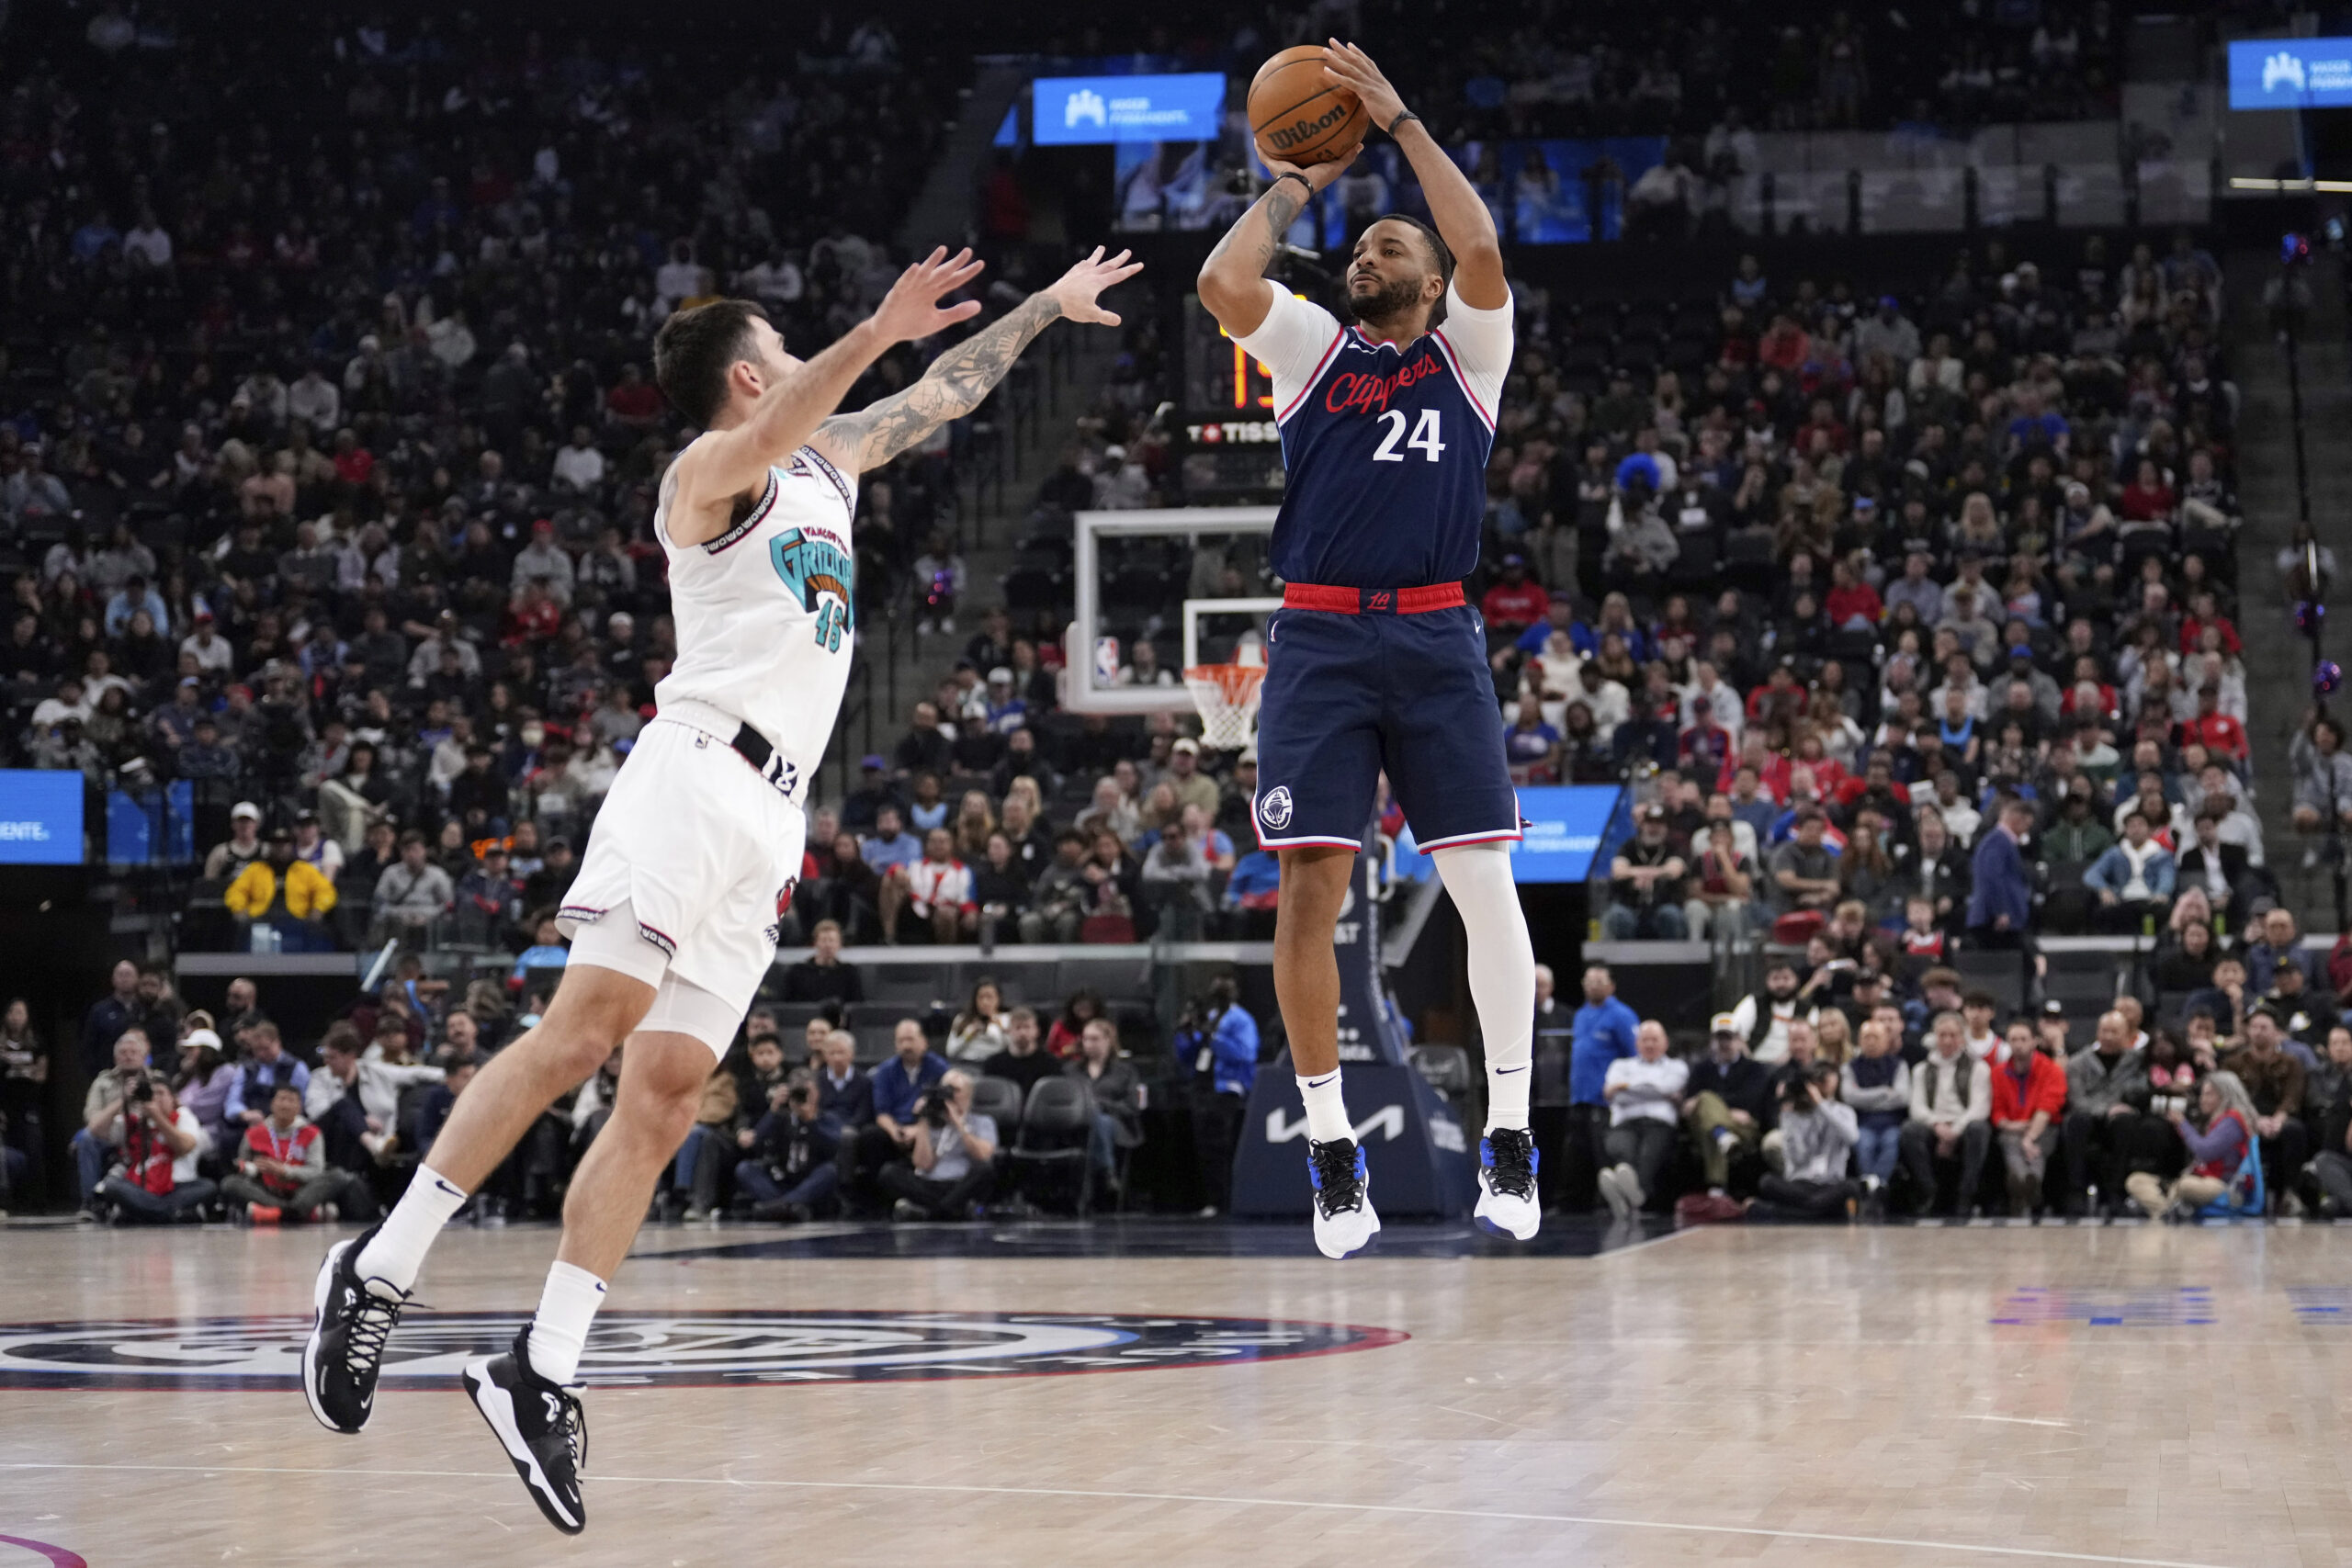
[654,299,769,428]
[1365,213,1455,326]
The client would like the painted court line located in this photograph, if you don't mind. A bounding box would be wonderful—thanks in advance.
[0,1461,2240,1568]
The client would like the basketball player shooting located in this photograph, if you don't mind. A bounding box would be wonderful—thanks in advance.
[1198,41,1538,1258]
[297,243,1140,1534]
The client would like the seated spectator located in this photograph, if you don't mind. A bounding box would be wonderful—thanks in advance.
[945,976,1010,1061]
[1140,824,1215,941]
[1900,1012,1992,1216]
[2082,809,2175,934]
[1602,805,1689,940]
[664,1062,741,1222]
[371,829,455,943]
[836,1020,947,1215]
[1225,846,1281,938]
[1597,1021,1687,1221]
[1840,1019,1910,1208]
[980,1008,1058,1097]
[509,915,571,988]
[171,1023,237,1157]
[780,919,864,1007]
[222,1021,310,1127]
[879,1069,997,1221]
[1021,831,1092,944]
[1748,1063,1859,1221]
[739,1066,842,1223]
[1065,1017,1141,1200]
[879,827,977,945]
[225,828,341,951]
[305,1021,444,1172]
[1046,991,1104,1059]
[2173,812,2250,927]
[1990,1020,2067,1216]
[2060,1010,2153,1218]
[220,1081,373,1223]
[93,1076,214,1224]
[2303,1026,2352,1216]
[1727,959,1815,1065]
[2222,1009,2311,1206]
[970,831,1031,946]
[1685,1013,1772,1197]
[2125,1071,2257,1219]
[1767,809,1841,921]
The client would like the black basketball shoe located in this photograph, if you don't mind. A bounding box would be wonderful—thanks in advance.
[464,1327,590,1535]
[303,1224,412,1434]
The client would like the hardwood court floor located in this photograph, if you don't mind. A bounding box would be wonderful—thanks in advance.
[3,1217,2350,1567]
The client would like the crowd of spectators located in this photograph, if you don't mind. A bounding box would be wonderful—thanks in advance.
[0,4,1003,951]
[27,958,1262,1224]
[1562,955,2352,1224]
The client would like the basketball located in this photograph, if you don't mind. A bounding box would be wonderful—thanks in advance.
[1249,46,1366,167]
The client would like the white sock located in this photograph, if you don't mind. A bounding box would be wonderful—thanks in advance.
[1432,843,1537,1133]
[526,1260,608,1386]
[356,1163,469,1295]
[1296,1068,1352,1144]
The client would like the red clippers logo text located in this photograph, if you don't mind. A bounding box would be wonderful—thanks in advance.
[1323,354,1442,415]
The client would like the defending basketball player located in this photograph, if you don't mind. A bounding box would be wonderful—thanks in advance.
[299,243,1140,1533]
[1199,41,1540,1258]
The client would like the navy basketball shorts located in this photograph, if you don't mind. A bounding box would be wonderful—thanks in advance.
[1250,603,1521,853]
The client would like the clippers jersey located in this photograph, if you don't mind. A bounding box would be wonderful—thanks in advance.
[653,442,858,777]
[1232,278,1511,588]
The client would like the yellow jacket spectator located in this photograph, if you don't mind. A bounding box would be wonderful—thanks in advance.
[226,833,340,922]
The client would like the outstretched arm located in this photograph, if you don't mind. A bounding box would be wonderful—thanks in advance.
[814,247,1142,476]
[668,246,984,545]
[1196,145,1360,337]
[1319,40,1506,310]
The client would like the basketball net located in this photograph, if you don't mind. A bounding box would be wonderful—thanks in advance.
[1183,661,1265,751]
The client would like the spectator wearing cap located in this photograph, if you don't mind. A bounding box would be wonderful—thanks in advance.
[290,810,344,883]
[1602,807,1689,941]
[225,829,341,951]
[1853,294,1920,366]
[981,668,1027,736]
[2177,680,2246,764]
[203,802,267,880]
[1479,555,1548,640]
[455,842,522,943]
[179,607,234,676]
[845,753,909,833]
[2082,809,2175,934]
[1164,739,1221,818]
[1685,1012,1771,1195]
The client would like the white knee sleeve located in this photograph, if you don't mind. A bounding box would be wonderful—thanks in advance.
[1431,842,1537,1129]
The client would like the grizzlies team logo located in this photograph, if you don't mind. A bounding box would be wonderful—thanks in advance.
[1258,786,1294,831]
[0,1311,1403,1390]
[770,528,855,650]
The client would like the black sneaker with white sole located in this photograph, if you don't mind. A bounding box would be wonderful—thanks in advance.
[303,1223,411,1434]
[464,1327,590,1535]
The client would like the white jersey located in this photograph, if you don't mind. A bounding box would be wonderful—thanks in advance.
[652,442,858,785]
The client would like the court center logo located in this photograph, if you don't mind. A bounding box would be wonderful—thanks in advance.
[1257,785,1294,832]
[0,1311,1403,1391]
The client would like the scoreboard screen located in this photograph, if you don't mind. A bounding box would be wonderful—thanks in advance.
[1181,292,1283,414]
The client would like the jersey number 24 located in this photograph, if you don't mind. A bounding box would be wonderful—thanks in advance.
[1371,408,1445,463]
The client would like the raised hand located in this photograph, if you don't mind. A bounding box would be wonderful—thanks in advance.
[1045,246,1146,327]
[872,246,986,344]
[1263,141,1363,196]
[1321,39,1408,134]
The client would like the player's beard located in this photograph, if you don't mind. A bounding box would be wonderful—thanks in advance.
[1345,271,1427,328]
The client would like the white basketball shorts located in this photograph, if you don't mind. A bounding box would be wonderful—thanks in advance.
[556,716,807,1055]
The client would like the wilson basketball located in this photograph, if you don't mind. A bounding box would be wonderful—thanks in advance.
[1249,47,1366,167]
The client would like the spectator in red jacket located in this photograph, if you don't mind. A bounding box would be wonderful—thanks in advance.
[2177,682,2247,762]
[2177,592,2240,657]
[1990,1020,2069,1216]
[1825,556,1883,630]
[1478,554,1549,634]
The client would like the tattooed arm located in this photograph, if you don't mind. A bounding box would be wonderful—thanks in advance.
[1195,141,1363,337]
[813,246,1142,478]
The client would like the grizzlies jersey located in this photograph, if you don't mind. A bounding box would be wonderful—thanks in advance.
[652,443,857,776]
[1232,278,1511,588]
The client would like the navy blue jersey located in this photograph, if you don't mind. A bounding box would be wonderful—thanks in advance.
[1234,279,1511,589]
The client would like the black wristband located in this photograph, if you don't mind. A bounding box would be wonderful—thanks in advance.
[1272,171,1311,197]
[1387,108,1421,135]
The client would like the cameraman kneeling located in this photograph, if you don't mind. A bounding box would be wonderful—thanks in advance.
[95,1076,216,1224]
[739,1068,843,1223]
[880,1070,997,1221]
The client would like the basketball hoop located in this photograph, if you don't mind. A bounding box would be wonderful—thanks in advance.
[1183,662,1265,751]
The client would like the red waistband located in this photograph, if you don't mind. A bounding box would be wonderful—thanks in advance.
[1282,581,1465,615]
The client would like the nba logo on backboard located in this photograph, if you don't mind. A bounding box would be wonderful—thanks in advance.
[1094,636,1121,686]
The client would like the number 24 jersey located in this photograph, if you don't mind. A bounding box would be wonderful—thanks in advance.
[1232,277,1511,591]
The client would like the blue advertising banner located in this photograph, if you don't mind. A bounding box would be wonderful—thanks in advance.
[0,770,84,864]
[1510,784,1625,884]
[2229,38,2352,109]
[1033,73,1227,144]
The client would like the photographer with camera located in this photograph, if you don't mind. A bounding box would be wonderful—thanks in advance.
[94,1074,215,1224]
[737,1066,843,1223]
[72,1029,159,1216]
[879,1069,998,1222]
[1747,1062,1860,1221]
